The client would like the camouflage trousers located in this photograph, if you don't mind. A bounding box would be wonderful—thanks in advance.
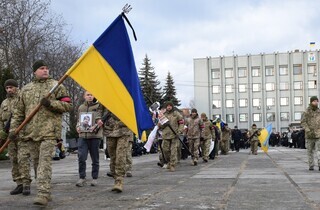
[188,138,200,161]
[107,136,129,181]
[200,138,211,161]
[306,139,320,168]
[250,140,259,154]
[8,140,38,185]
[177,136,183,162]
[162,138,178,167]
[220,139,229,154]
[30,139,56,198]
[126,141,133,173]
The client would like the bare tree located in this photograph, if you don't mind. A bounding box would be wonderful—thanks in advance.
[0,0,86,138]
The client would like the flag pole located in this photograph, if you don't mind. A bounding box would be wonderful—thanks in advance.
[0,74,69,153]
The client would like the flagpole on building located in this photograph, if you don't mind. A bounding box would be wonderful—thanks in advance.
[0,74,69,153]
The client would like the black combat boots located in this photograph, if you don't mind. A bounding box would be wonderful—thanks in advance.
[22,185,30,195]
[10,184,23,195]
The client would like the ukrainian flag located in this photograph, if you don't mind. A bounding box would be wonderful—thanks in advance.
[310,42,315,47]
[258,124,272,153]
[212,118,225,130]
[65,14,153,137]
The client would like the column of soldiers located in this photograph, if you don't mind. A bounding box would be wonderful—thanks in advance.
[0,60,137,206]
[4,61,319,207]
[156,103,220,170]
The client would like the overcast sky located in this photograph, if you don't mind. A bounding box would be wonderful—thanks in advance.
[50,0,320,107]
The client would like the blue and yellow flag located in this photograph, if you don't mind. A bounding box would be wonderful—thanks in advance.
[66,14,153,137]
[310,42,316,47]
[212,118,225,130]
[258,124,272,153]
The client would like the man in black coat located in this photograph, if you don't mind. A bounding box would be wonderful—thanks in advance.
[232,126,242,152]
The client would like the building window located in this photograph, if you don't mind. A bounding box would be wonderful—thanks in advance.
[238,67,247,77]
[252,98,260,107]
[239,84,247,93]
[279,65,288,75]
[239,99,247,107]
[266,113,275,121]
[253,113,261,122]
[225,68,233,78]
[294,112,302,120]
[293,81,303,90]
[308,65,317,76]
[252,83,261,92]
[293,64,302,75]
[266,98,275,106]
[308,80,317,89]
[280,97,289,106]
[294,96,303,105]
[280,112,289,121]
[239,114,248,122]
[265,66,274,76]
[226,85,233,93]
[266,83,275,91]
[211,69,220,79]
[226,114,234,123]
[279,82,289,90]
[212,100,221,109]
[252,67,260,77]
[226,99,234,108]
[212,85,220,93]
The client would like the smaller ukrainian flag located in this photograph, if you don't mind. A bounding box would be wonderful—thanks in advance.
[310,42,316,47]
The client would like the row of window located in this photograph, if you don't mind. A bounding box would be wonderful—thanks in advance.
[213,81,317,93]
[212,97,306,108]
[214,112,302,123]
[211,65,317,79]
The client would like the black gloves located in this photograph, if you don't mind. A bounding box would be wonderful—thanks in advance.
[40,98,51,107]
[8,132,18,141]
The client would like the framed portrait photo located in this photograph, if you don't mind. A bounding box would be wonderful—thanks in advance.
[79,112,94,132]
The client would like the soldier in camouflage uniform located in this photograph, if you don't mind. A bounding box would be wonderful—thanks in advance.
[301,96,320,171]
[220,123,231,155]
[8,60,72,206]
[200,113,214,162]
[0,79,36,195]
[158,101,184,172]
[185,108,203,165]
[247,124,261,155]
[104,110,133,192]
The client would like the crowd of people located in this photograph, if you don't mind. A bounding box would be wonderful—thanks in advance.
[1,60,319,207]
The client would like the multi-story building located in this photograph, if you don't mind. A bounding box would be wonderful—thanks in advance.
[194,50,319,132]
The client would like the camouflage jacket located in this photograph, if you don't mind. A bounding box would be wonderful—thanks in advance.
[221,127,231,142]
[103,109,133,138]
[202,119,215,140]
[185,115,203,139]
[159,109,184,139]
[0,91,19,131]
[10,78,72,141]
[301,105,320,139]
[77,101,104,139]
[247,128,260,142]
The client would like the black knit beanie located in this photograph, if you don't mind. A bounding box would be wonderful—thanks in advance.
[32,60,47,72]
[4,79,18,87]
[310,96,318,103]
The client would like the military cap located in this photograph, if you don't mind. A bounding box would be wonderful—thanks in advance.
[32,60,47,72]
[4,79,18,88]
[310,96,318,103]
